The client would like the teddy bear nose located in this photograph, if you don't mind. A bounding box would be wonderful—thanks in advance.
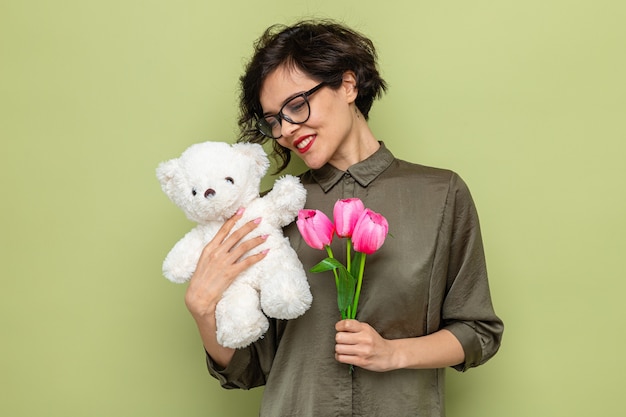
[204,188,216,198]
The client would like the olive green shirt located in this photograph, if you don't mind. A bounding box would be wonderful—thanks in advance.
[207,143,503,416]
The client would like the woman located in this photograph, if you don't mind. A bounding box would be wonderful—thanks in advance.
[185,20,503,416]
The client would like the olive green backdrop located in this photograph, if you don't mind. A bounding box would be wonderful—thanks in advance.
[1,1,624,416]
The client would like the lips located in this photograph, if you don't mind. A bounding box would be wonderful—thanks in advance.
[293,135,316,154]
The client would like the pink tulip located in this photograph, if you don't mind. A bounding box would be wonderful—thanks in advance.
[333,198,366,238]
[352,209,389,255]
[296,209,335,250]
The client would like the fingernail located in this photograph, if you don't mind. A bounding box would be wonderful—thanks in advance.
[236,207,245,216]
[253,217,262,224]
[261,249,270,255]
[261,234,269,240]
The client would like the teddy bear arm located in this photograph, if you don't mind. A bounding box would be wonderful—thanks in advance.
[162,227,207,283]
[261,175,307,227]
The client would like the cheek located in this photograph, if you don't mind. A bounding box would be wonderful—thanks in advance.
[307,95,335,127]
[306,105,333,131]
[313,106,350,138]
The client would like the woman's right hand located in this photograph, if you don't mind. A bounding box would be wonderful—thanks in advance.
[185,208,267,319]
[184,209,268,367]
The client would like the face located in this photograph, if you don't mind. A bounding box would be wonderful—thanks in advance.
[259,65,359,170]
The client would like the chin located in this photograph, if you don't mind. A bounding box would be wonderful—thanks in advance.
[297,148,330,170]
[302,158,327,170]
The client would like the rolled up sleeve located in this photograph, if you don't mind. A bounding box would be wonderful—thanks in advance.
[438,173,504,371]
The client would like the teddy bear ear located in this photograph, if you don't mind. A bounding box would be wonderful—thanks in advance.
[155,158,180,195]
[231,143,270,177]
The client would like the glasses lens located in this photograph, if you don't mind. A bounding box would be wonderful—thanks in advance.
[257,116,281,139]
[282,95,310,124]
[256,90,314,139]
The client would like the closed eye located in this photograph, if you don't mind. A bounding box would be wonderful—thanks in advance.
[285,98,307,114]
[225,177,234,184]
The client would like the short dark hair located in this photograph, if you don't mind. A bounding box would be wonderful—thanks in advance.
[237,19,388,172]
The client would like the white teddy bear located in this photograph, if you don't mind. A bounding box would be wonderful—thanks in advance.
[156,141,312,348]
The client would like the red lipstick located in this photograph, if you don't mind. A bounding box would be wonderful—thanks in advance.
[293,135,316,154]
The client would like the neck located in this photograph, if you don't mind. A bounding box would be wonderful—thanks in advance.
[329,117,380,171]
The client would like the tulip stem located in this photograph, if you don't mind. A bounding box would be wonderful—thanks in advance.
[346,238,352,273]
[345,239,353,320]
[350,253,367,319]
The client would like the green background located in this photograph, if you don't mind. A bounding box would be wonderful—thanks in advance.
[2,1,624,416]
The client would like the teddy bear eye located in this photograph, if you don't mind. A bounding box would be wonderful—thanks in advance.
[225,177,234,184]
[192,188,197,196]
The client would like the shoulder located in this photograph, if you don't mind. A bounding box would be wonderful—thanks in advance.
[389,159,478,211]
[387,158,467,188]
[392,158,453,177]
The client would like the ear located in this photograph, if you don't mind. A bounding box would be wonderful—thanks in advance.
[155,158,180,196]
[341,71,358,103]
[231,143,270,178]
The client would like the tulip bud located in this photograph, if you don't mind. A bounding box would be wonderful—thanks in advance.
[333,198,365,238]
[352,209,389,255]
[296,209,335,250]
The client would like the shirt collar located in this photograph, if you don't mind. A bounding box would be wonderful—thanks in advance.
[311,142,395,193]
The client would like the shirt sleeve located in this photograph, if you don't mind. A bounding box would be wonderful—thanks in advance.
[438,173,504,372]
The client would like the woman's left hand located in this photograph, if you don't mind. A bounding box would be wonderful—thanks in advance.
[334,319,396,372]
[335,319,466,372]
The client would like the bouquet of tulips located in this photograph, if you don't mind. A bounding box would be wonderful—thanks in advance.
[296,198,389,320]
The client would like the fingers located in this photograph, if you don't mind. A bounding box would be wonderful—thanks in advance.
[212,220,266,268]
[185,212,268,317]
[232,245,269,273]
[203,209,263,257]
[207,208,247,249]
[335,320,365,352]
[335,324,363,349]
[335,320,390,371]
[334,332,367,367]
[335,319,362,333]
[195,211,268,281]
[221,218,263,254]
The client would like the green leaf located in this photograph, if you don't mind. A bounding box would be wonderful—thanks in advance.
[349,251,365,277]
[309,256,358,319]
[336,266,357,318]
[310,257,344,273]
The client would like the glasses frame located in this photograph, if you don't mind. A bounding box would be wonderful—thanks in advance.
[256,81,327,139]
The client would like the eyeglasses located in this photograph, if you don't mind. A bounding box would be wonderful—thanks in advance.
[256,82,326,139]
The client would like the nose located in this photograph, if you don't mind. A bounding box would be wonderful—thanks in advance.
[280,118,299,138]
[204,188,215,198]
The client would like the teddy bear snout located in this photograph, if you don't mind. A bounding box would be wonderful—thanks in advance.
[204,188,216,198]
